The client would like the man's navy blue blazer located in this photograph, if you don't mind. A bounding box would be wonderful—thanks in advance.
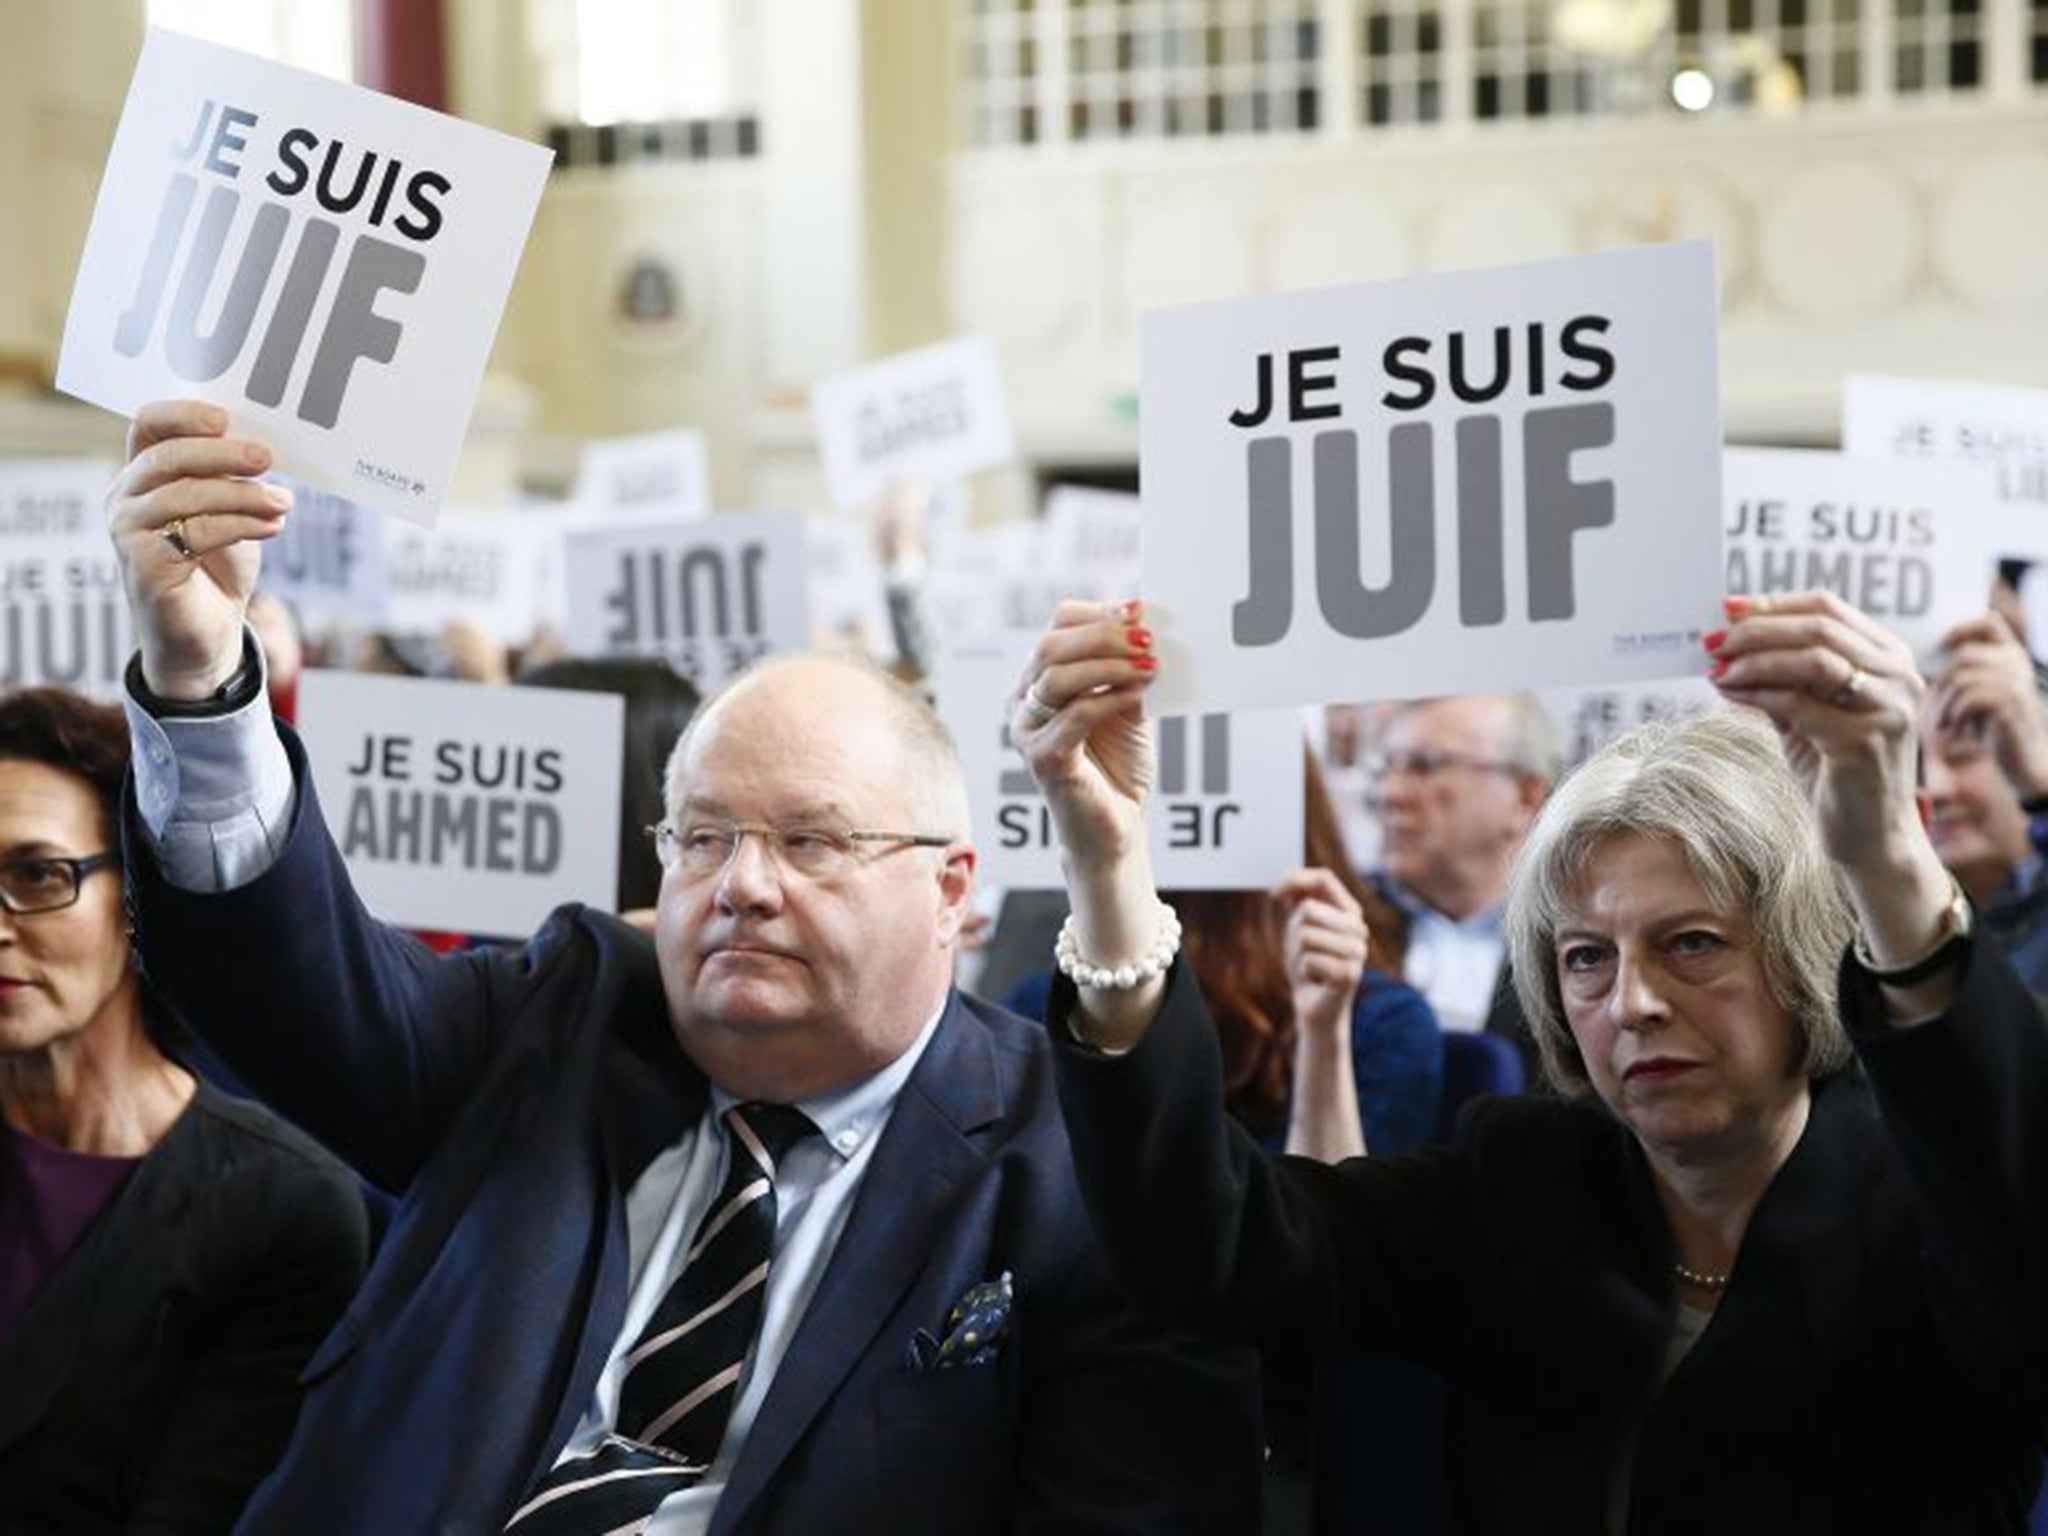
[124,727,1261,1535]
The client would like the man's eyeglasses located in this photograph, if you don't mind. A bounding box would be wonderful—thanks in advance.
[1362,750,1522,782]
[0,852,119,916]
[649,819,955,883]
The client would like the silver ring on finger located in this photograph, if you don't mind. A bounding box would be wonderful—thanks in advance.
[1831,665,1866,709]
[1022,681,1060,726]
[161,516,198,562]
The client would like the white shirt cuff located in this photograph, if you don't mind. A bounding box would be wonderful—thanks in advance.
[123,641,297,893]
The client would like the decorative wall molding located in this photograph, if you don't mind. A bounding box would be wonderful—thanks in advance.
[946,105,2048,451]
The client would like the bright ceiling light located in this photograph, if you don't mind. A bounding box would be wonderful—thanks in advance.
[1670,67,1716,111]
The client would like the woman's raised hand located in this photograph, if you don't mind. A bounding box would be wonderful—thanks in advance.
[106,400,292,699]
[1273,868,1368,1046]
[1011,599,1168,1047]
[1931,611,2048,800]
[1709,589,1925,871]
[1008,599,1159,875]
[1275,867,1370,1162]
[1710,589,1958,997]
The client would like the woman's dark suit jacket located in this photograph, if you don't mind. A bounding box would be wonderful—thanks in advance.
[0,1078,368,1534]
[1052,939,2048,1534]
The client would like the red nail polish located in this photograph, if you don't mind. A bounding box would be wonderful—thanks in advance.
[1127,626,1154,650]
[1118,599,1143,623]
[1708,657,1728,679]
[1702,628,1726,652]
[1132,654,1157,672]
[1723,595,1750,618]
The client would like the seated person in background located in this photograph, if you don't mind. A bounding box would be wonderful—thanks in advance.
[99,401,1261,1534]
[0,687,366,1533]
[1009,748,1442,1159]
[1020,591,2048,1531]
[1365,693,1559,1069]
[1925,611,2048,992]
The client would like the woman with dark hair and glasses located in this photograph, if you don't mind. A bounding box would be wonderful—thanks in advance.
[0,687,367,1533]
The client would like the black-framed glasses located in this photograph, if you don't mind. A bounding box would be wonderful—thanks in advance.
[648,819,955,883]
[1362,749,1523,782]
[0,852,119,916]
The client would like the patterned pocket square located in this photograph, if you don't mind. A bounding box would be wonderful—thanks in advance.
[909,1270,1013,1371]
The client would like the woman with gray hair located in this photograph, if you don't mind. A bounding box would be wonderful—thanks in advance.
[1021,589,2048,1530]
[1505,702,1857,1098]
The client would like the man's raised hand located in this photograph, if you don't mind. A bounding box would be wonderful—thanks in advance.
[107,400,292,699]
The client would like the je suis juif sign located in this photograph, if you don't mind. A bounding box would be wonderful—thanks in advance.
[0,461,128,700]
[1138,243,1725,714]
[57,28,551,525]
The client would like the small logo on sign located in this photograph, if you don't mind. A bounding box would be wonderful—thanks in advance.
[355,459,427,496]
[1611,629,1692,655]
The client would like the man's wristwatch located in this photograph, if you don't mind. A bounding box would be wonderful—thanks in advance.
[125,640,262,719]
[1851,877,1974,987]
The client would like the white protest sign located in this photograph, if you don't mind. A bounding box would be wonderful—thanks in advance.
[803,514,896,661]
[0,460,130,699]
[574,428,712,522]
[562,512,810,689]
[0,461,107,543]
[1843,377,2048,513]
[935,635,1305,890]
[297,671,623,936]
[1723,447,2002,659]
[57,28,550,525]
[924,511,1141,648]
[1042,485,1143,591]
[383,510,545,642]
[925,522,1064,643]
[921,483,975,569]
[810,335,1016,512]
[1542,680,1721,768]
[1141,242,1724,715]
[259,479,388,624]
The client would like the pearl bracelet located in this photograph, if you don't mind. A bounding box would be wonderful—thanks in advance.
[1054,904,1182,991]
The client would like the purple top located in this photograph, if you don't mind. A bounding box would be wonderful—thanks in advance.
[0,1118,142,1348]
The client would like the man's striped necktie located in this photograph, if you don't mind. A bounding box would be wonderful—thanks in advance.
[504,1101,818,1533]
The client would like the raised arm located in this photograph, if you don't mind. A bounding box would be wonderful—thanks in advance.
[1007,599,1169,1050]
[1715,589,2048,1388]
[1709,589,1961,1022]
[1930,610,2048,807]
[108,401,518,1189]
[1023,603,1463,1357]
[108,400,292,702]
[1275,867,1369,1162]
[108,401,298,897]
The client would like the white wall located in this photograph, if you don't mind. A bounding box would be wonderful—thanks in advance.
[945,106,2048,465]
